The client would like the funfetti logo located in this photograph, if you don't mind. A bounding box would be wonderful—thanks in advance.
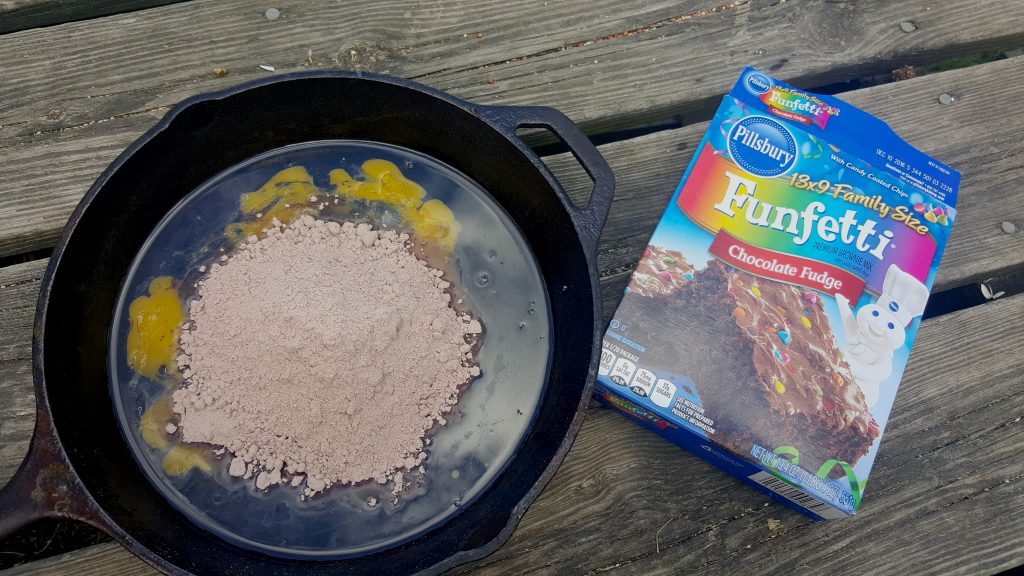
[727,116,797,177]
[761,87,836,129]
[744,71,772,96]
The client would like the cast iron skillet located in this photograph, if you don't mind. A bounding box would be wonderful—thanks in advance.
[0,71,613,575]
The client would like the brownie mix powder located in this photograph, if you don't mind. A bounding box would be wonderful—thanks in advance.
[171,215,482,494]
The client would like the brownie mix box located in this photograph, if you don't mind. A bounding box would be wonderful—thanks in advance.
[595,68,960,519]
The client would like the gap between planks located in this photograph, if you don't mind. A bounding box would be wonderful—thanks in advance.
[0,57,1022,292]
[1,0,1023,256]
[2,60,1022,486]
[2,293,1021,575]
[0,0,187,35]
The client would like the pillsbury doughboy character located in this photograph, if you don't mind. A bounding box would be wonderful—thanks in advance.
[834,264,929,408]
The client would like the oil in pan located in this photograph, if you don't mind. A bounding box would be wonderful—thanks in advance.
[108,141,552,558]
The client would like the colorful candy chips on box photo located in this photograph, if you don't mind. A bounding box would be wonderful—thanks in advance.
[596,67,960,519]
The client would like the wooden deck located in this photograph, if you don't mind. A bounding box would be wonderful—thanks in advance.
[1,1,1023,574]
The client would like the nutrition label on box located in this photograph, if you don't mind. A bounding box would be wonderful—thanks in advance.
[630,369,657,397]
[609,357,636,386]
[649,379,675,407]
[599,339,727,439]
[599,349,615,376]
[672,398,716,434]
[598,340,726,443]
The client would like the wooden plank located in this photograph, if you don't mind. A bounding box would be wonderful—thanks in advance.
[457,293,1024,576]
[0,51,1019,573]
[3,293,1021,575]
[0,1,185,34]
[1,56,1023,292]
[0,259,42,487]
[1,54,1023,491]
[0,260,40,363]
[1,0,1023,256]
[1,542,148,576]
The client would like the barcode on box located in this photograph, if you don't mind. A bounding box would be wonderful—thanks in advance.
[749,471,847,520]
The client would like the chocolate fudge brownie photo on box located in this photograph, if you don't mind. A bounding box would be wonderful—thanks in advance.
[628,245,695,297]
[616,259,880,476]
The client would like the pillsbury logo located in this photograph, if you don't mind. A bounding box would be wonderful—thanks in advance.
[744,71,772,95]
[727,116,797,177]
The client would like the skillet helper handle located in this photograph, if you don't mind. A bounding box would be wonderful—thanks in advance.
[0,416,102,541]
[477,105,614,255]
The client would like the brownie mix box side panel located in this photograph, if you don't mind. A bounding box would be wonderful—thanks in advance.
[597,67,960,519]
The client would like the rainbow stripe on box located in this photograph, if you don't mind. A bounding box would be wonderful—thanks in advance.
[677,144,939,297]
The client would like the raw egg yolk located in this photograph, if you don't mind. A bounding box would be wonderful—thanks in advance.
[163,445,213,476]
[127,276,183,380]
[331,159,460,250]
[226,165,318,241]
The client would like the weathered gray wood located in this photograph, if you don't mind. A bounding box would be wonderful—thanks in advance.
[0,0,185,34]
[2,1,1023,571]
[1,542,148,576]
[1,0,1023,257]
[2,54,1023,293]
[3,293,1021,576]
[463,293,1024,576]
[0,259,39,363]
[0,259,42,487]
[1,54,1023,497]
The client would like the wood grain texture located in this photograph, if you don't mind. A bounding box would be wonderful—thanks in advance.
[1,0,1023,257]
[2,54,1022,491]
[0,259,40,363]
[2,1,1023,572]
[1,52,1022,510]
[0,0,185,34]
[3,293,1021,575]
[1,541,148,576]
[0,259,42,487]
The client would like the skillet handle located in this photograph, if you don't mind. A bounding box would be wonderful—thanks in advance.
[477,105,614,256]
[0,414,105,541]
